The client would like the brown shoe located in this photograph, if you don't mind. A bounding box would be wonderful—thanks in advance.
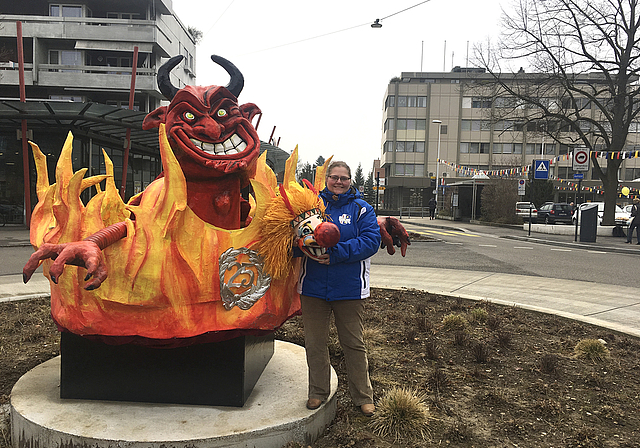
[306,398,323,410]
[360,403,375,417]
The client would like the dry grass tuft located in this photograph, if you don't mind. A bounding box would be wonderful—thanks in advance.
[424,339,439,360]
[574,339,609,362]
[471,341,490,363]
[370,387,431,442]
[469,307,488,323]
[442,313,468,331]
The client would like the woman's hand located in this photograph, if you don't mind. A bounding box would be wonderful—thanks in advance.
[316,253,330,265]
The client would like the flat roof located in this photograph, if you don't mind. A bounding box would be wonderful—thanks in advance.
[0,100,159,154]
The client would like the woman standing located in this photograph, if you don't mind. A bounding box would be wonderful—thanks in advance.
[297,161,381,417]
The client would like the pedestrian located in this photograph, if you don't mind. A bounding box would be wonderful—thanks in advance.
[296,161,380,417]
[626,197,640,244]
[428,197,437,220]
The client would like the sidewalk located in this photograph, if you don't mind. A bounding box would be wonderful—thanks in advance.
[3,224,640,339]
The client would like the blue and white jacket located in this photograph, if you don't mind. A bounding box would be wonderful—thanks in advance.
[296,186,381,301]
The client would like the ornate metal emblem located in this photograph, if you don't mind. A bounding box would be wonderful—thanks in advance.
[219,247,271,311]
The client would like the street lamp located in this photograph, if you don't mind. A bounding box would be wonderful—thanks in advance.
[432,120,443,217]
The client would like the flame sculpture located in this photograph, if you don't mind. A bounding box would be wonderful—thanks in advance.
[29,125,300,342]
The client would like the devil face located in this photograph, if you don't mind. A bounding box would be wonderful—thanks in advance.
[144,86,261,179]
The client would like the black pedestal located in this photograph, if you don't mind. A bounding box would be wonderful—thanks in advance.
[59,332,274,407]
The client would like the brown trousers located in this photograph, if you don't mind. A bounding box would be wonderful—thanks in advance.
[300,295,373,406]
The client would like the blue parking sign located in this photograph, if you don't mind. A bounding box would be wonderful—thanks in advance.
[533,160,550,180]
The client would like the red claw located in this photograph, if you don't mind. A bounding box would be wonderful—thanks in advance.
[377,216,411,257]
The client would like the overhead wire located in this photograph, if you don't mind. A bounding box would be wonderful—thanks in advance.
[239,0,434,55]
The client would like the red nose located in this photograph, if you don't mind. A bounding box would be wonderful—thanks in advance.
[314,221,340,247]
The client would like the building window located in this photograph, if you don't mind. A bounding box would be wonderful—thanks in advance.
[396,119,426,130]
[395,164,425,177]
[107,12,140,19]
[50,5,83,17]
[471,97,492,108]
[625,168,640,180]
[394,141,425,152]
[462,119,491,131]
[397,96,407,107]
[384,119,395,131]
[460,142,490,154]
[49,95,83,102]
[526,143,541,155]
[49,50,83,72]
[385,96,395,109]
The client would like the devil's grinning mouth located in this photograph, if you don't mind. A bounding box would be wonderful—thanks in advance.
[190,133,248,156]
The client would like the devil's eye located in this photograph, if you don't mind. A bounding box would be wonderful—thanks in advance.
[184,111,195,121]
[217,109,227,117]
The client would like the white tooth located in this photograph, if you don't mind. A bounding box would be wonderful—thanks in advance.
[190,139,202,149]
[202,142,215,153]
[230,134,242,146]
[214,143,225,154]
[223,139,235,151]
[225,147,240,155]
[237,142,247,151]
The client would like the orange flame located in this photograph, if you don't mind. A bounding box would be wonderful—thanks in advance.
[29,125,300,340]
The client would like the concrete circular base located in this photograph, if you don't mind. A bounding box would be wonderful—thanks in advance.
[11,340,337,448]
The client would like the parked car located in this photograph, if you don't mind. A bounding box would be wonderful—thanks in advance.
[536,202,574,224]
[515,202,537,221]
[622,204,633,214]
[572,202,630,226]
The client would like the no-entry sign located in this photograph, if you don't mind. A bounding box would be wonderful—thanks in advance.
[573,148,589,171]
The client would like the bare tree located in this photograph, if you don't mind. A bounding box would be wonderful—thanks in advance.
[476,0,640,225]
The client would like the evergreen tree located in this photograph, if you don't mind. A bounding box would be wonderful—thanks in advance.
[353,164,365,191]
[296,161,314,185]
[364,171,375,207]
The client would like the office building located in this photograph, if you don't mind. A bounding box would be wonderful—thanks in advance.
[379,68,640,216]
[0,0,196,222]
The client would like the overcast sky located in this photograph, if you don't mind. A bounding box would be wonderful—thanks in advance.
[171,0,505,175]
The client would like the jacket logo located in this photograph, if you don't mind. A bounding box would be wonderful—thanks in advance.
[339,214,351,225]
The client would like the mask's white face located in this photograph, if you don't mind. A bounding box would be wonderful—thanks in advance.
[294,213,326,261]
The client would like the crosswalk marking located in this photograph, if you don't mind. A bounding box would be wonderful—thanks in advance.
[414,229,480,238]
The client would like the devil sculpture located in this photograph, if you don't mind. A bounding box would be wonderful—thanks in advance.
[22,55,409,348]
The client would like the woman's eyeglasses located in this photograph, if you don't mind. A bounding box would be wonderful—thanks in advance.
[327,175,351,182]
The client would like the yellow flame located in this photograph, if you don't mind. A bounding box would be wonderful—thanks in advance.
[30,126,299,340]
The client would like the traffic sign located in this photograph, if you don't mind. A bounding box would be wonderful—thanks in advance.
[533,160,549,180]
[573,173,584,179]
[517,179,526,195]
[573,148,589,171]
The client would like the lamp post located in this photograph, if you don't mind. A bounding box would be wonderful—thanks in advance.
[375,171,380,213]
[432,120,443,217]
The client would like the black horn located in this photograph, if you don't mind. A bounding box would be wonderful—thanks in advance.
[157,55,184,100]
[211,55,244,98]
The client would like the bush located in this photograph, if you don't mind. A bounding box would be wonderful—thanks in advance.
[370,387,431,442]
[480,179,519,223]
[574,339,609,362]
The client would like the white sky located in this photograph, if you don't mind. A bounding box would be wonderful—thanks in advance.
[171,0,505,175]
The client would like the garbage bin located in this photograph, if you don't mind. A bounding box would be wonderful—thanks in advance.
[579,203,598,242]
